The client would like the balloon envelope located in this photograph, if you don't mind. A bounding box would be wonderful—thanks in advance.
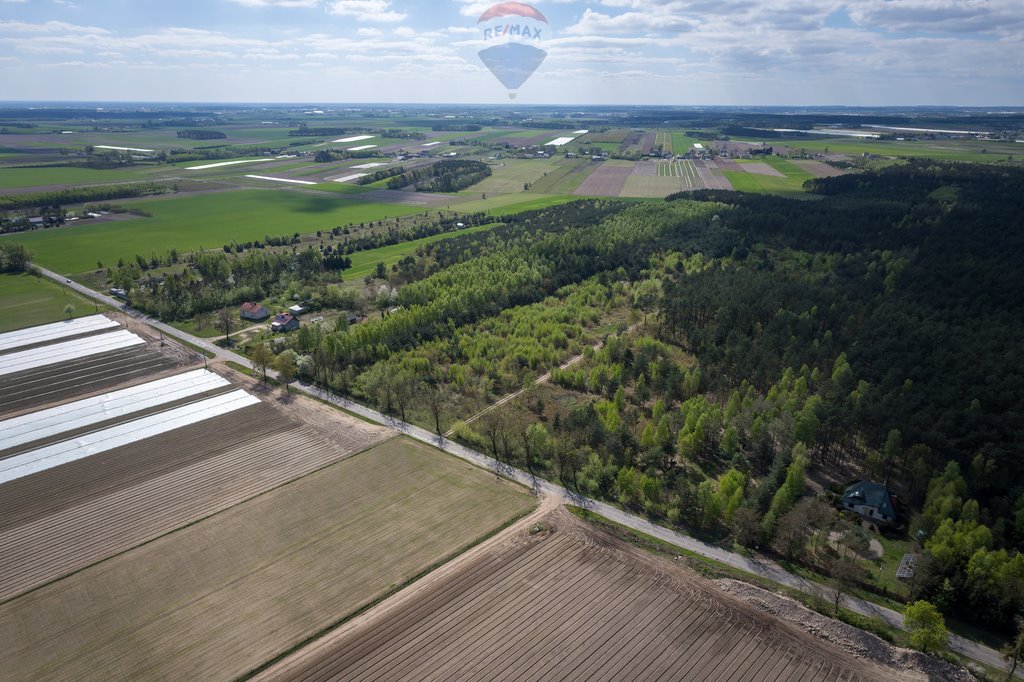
[477,43,547,92]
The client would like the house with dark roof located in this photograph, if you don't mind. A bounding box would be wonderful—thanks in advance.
[270,313,299,333]
[840,481,896,525]
[240,302,270,321]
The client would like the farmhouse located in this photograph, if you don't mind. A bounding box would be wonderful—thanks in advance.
[840,481,896,524]
[240,302,270,321]
[271,313,299,333]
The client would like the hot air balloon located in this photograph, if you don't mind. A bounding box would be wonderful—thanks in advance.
[476,2,548,99]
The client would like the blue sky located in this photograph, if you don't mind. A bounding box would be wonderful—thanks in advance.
[0,0,1021,105]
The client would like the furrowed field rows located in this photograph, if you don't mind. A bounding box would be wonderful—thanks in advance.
[0,345,184,417]
[0,437,535,681]
[263,509,909,682]
[0,403,390,602]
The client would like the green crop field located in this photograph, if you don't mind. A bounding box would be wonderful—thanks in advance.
[470,159,562,195]
[671,132,701,153]
[0,165,158,190]
[452,192,580,214]
[723,156,815,196]
[4,189,428,275]
[0,272,100,332]
[527,158,596,194]
[735,136,1021,162]
[345,223,498,280]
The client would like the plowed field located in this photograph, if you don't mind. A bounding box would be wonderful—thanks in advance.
[0,437,535,681]
[261,508,918,682]
[0,345,182,417]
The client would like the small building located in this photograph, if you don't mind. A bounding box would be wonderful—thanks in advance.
[271,313,299,333]
[240,302,270,321]
[288,304,305,316]
[841,481,896,524]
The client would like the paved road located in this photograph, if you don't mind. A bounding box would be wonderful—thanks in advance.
[40,266,1015,676]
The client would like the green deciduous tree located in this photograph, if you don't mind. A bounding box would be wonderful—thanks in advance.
[249,343,273,382]
[903,600,948,654]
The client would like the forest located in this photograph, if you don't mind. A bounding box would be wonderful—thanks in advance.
[278,160,1022,636]
[74,157,1023,638]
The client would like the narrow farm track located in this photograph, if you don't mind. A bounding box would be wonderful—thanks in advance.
[261,508,913,682]
[448,322,640,437]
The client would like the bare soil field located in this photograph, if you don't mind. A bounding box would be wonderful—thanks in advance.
[0,398,391,602]
[573,162,635,197]
[792,159,847,177]
[261,507,923,682]
[0,345,185,417]
[618,131,643,152]
[0,437,535,681]
[491,132,552,147]
[587,129,629,143]
[694,159,734,190]
[715,158,744,172]
[632,160,658,176]
[640,131,657,155]
[621,175,685,198]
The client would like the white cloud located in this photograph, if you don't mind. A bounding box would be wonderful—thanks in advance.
[356,27,382,36]
[847,0,1024,35]
[566,8,695,34]
[326,0,406,22]
[0,20,110,34]
[393,26,415,37]
[228,0,319,7]
[453,1,494,18]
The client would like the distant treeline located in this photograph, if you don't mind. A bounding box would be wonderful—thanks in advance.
[355,166,406,185]
[0,183,170,212]
[164,147,270,163]
[176,129,227,140]
[290,127,366,137]
[430,124,482,132]
[379,130,426,140]
[313,148,379,162]
[387,159,491,192]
